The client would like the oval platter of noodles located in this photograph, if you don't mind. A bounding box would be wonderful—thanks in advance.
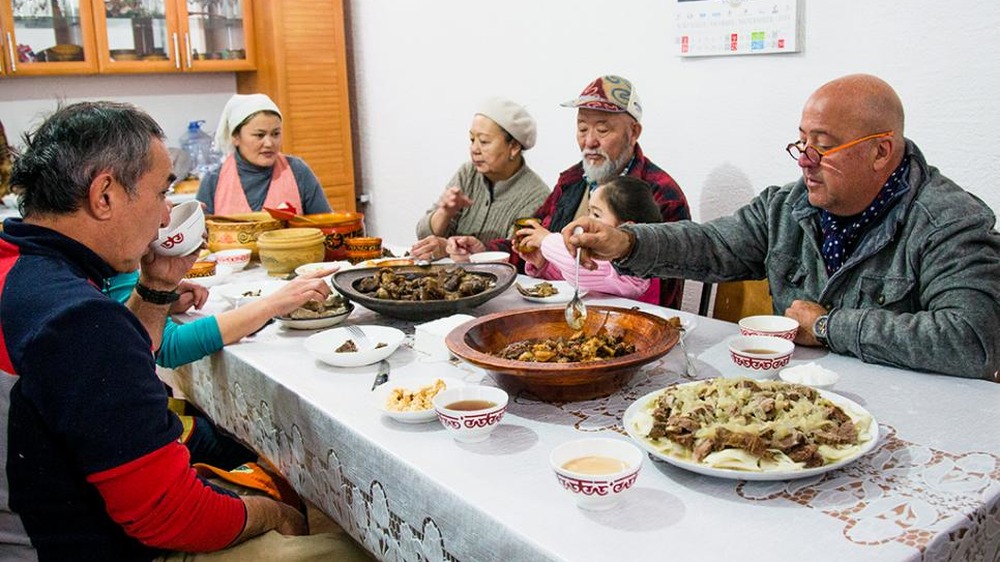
[623,377,879,480]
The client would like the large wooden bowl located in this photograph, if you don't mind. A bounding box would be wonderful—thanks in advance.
[446,306,679,402]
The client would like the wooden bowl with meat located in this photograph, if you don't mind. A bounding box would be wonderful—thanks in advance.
[446,306,680,402]
[331,263,517,321]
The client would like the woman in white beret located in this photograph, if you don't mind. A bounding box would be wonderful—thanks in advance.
[196,93,331,215]
[411,97,551,261]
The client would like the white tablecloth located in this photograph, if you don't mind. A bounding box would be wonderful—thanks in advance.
[171,265,1000,562]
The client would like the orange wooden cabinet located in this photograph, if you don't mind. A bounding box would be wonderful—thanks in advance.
[236,0,356,212]
[0,0,255,76]
[91,0,255,74]
[0,0,100,75]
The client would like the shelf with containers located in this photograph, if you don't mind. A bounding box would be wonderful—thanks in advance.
[0,0,254,76]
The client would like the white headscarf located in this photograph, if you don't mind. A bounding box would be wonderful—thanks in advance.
[214,93,282,155]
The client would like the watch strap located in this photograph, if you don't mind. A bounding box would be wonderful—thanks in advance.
[813,313,830,347]
[134,282,180,305]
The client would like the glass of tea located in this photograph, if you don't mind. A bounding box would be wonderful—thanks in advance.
[512,217,540,254]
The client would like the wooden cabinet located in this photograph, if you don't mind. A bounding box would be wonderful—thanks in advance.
[92,0,254,74]
[0,0,99,75]
[236,0,356,212]
[0,0,254,75]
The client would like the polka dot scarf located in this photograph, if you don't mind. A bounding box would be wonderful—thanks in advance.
[819,160,910,276]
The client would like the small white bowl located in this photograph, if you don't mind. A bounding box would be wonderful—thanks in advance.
[295,260,352,277]
[372,376,465,424]
[304,325,405,368]
[431,386,508,443]
[727,335,795,380]
[213,248,252,271]
[738,315,799,341]
[215,280,287,308]
[549,438,643,511]
[469,251,511,264]
[779,362,840,390]
[276,302,354,330]
[153,200,205,256]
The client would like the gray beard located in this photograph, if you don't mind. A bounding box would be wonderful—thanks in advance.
[581,149,632,185]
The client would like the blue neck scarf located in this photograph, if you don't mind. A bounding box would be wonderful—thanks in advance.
[819,159,910,276]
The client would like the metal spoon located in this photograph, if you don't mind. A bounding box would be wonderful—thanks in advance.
[565,227,587,330]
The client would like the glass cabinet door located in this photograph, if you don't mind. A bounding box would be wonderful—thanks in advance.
[95,0,178,71]
[1,0,98,74]
[182,0,252,71]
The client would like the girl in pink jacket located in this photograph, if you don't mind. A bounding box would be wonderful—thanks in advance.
[517,176,663,304]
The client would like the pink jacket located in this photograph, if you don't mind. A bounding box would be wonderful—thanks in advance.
[525,233,659,304]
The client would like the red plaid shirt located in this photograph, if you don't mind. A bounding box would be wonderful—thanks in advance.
[489,144,690,308]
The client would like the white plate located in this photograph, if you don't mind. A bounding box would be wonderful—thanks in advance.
[623,380,879,481]
[304,325,405,368]
[215,280,287,307]
[469,251,510,264]
[371,376,465,423]
[517,280,587,304]
[277,302,354,330]
[295,261,352,277]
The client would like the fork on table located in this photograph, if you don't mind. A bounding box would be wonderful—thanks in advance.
[345,324,370,350]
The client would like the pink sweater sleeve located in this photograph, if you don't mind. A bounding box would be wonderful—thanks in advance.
[538,233,650,299]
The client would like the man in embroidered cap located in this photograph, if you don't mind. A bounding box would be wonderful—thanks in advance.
[562,73,1000,381]
[448,75,690,308]
[411,97,550,261]
[196,93,332,216]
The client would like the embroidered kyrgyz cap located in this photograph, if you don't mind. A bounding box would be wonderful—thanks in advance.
[560,75,642,123]
[476,97,537,150]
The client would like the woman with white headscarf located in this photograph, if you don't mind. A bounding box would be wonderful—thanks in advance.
[196,93,331,215]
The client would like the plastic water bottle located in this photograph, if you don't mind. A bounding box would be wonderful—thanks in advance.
[179,120,215,179]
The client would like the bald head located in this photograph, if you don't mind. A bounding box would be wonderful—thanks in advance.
[809,74,905,140]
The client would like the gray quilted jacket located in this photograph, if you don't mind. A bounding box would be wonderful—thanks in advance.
[619,141,1000,380]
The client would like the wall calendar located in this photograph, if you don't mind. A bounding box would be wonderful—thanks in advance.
[676,0,801,57]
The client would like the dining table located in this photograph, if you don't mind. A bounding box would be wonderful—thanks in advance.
[167,262,1000,562]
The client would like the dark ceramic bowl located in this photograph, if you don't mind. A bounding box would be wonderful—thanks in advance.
[331,263,517,321]
[446,306,679,402]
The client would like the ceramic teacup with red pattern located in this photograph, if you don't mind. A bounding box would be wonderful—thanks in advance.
[549,438,643,511]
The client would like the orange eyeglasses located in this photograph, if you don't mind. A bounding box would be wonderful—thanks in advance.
[786,131,894,165]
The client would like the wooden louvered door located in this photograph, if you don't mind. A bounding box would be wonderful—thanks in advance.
[236,0,356,212]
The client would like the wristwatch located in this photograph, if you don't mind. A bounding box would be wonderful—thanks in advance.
[134,282,180,305]
[813,314,830,347]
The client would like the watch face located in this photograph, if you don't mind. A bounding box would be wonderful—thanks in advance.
[814,315,829,338]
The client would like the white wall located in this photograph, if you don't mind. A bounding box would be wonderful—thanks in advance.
[1,73,236,150]
[348,0,1000,239]
[3,0,999,255]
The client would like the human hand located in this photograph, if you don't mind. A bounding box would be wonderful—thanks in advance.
[514,221,549,255]
[562,218,633,270]
[785,300,829,347]
[446,236,485,262]
[138,245,203,291]
[410,235,448,261]
[262,273,333,318]
[170,280,209,314]
[437,186,473,217]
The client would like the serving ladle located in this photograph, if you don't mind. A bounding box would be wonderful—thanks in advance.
[565,227,587,330]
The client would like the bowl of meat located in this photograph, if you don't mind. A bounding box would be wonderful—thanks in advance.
[445,306,680,402]
[330,263,517,321]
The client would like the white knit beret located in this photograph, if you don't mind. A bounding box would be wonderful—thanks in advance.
[475,97,537,150]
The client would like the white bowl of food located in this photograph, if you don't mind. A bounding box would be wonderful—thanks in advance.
[727,335,795,380]
[431,385,508,443]
[215,280,287,308]
[212,248,252,271]
[779,362,840,390]
[469,251,510,264]
[304,325,405,368]
[294,260,351,278]
[153,200,205,256]
[371,377,465,423]
[549,438,643,511]
[738,315,799,341]
[276,295,354,330]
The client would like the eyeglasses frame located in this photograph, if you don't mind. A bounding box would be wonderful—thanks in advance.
[786,131,894,165]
